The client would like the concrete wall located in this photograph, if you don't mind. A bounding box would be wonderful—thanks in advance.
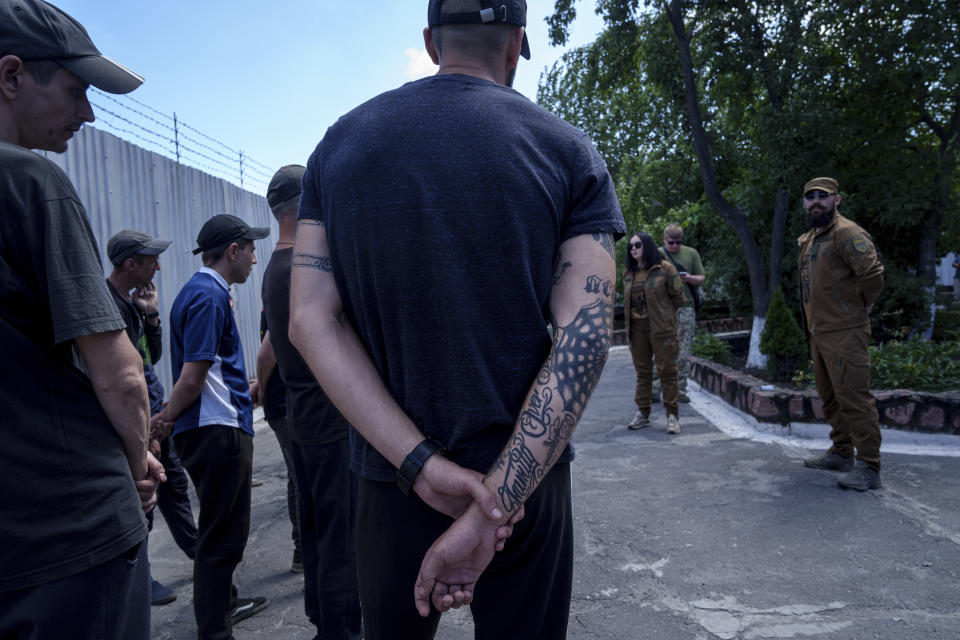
[42,126,278,392]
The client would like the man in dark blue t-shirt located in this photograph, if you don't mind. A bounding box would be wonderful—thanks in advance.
[289,1,625,637]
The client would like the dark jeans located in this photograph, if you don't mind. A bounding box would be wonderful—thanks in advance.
[356,463,573,640]
[147,437,198,559]
[174,426,253,640]
[0,540,149,640]
[266,416,302,558]
[290,437,361,640]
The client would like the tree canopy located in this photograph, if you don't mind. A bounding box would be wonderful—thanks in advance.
[540,0,960,338]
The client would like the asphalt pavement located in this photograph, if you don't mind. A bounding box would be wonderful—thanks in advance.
[150,347,960,639]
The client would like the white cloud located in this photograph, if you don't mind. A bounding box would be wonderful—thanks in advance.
[404,47,436,79]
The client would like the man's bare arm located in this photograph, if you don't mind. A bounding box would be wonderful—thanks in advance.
[288,219,501,520]
[151,360,212,440]
[75,330,151,479]
[256,331,277,393]
[415,232,616,615]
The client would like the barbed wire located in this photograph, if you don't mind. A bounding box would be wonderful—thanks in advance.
[89,88,274,191]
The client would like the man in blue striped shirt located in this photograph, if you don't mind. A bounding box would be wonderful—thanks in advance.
[152,214,270,640]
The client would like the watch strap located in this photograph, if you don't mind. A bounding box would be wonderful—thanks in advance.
[396,437,445,496]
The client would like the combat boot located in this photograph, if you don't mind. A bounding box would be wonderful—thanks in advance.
[837,462,881,491]
[803,451,854,472]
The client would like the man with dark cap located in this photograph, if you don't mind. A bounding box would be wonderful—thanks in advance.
[289,1,624,637]
[106,229,200,606]
[0,1,161,637]
[260,165,362,639]
[152,214,270,638]
[798,177,885,491]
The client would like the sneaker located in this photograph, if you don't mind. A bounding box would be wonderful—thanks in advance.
[231,596,269,624]
[837,462,881,491]
[150,579,176,606]
[666,415,680,434]
[291,549,304,574]
[803,451,854,472]
[678,391,690,403]
[627,410,650,430]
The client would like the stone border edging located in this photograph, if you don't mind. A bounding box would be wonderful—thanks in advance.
[689,357,960,435]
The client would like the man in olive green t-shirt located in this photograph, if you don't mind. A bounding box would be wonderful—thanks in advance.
[658,223,706,401]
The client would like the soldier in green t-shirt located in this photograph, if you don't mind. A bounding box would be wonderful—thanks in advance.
[658,224,706,402]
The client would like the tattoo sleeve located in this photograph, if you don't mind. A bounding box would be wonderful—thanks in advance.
[488,271,614,512]
[292,252,333,272]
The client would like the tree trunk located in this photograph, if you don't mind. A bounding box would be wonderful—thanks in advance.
[918,99,960,337]
[665,0,771,366]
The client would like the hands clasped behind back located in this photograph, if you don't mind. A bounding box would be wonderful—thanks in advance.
[410,454,525,616]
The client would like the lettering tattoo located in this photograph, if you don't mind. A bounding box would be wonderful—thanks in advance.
[592,232,615,261]
[585,275,613,298]
[496,433,541,512]
[292,252,333,272]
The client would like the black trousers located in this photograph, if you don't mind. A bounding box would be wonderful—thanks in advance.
[266,416,302,558]
[0,540,149,640]
[174,426,253,640]
[290,437,362,640]
[147,437,198,559]
[356,463,573,640]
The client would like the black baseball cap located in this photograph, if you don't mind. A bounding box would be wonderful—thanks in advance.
[428,0,530,60]
[266,164,306,209]
[0,0,143,94]
[193,214,270,255]
[107,229,171,265]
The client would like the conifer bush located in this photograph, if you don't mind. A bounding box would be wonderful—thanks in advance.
[760,287,808,382]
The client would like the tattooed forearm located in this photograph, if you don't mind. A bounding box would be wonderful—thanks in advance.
[592,232,615,261]
[292,252,333,272]
[487,273,614,510]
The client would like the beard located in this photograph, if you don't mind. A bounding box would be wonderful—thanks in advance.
[805,202,836,229]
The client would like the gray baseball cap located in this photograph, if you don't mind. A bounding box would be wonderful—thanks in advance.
[107,229,171,265]
[427,0,530,60]
[0,0,143,94]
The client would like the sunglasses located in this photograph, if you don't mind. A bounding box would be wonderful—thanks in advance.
[629,242,643,249]
[665,240,682,246]
[804,190,834,201]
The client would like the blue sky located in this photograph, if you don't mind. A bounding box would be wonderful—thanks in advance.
[54,0,604,193]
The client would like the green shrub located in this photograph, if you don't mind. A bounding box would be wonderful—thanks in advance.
[933,308,960,342]
[760,288,808,382]
[692,330,733,365]
[869,338,960,391]
[871,267,933,342]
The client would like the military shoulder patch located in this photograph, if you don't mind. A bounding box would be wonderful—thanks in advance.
[851,235,870,254]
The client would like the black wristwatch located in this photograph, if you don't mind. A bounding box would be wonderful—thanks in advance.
[396,437,445,496]
[144,311,160,320]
